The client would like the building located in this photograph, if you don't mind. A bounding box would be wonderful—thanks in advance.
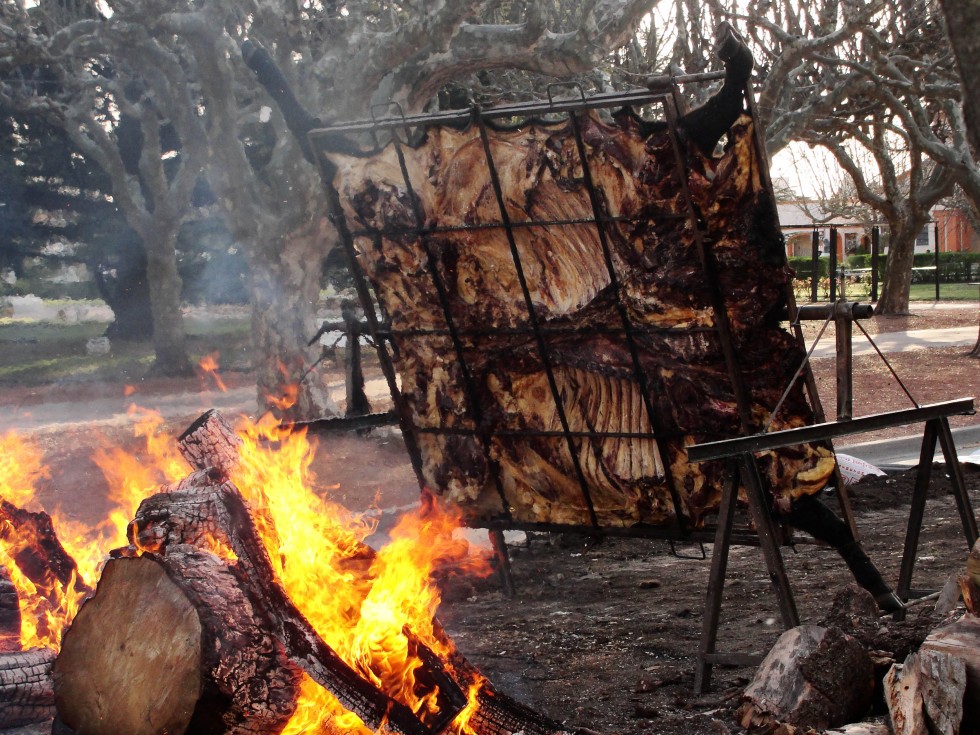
[776,201,980,258]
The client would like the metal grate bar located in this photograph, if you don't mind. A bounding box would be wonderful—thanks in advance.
[387,128,515,518]
[474,106,601,529]
[565,105,689,533]
[345,212,688,240]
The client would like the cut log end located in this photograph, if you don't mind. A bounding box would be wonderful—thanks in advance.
[54,552,299,735]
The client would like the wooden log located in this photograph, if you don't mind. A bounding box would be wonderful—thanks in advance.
[54,550,299,735]
[739,625,874,731]
[884,650,967,735]
[0,648,56,729]
[0,501,88,595]
[128,482,429,735]
[0,566,21,652]
[170,412,571,735]
[920,615,980,726]
[178,409,242,478]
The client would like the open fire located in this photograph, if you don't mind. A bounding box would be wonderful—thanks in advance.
[0,406,560,735]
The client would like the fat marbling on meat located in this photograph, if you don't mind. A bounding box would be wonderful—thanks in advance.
[325,109,835,528]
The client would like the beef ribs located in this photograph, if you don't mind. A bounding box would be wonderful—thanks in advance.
[325,107,834,528]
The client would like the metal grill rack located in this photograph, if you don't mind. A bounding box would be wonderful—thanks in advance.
[308,75,977,691]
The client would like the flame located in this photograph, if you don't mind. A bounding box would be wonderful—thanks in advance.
[0,432,82,650]
[4,408,493,731]
[199,352,228,392]
[229,415,492,733]
[0,431,50,509]
[0,411,193,650]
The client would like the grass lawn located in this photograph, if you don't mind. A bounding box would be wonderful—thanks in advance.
[908,282,980,301]
[0,312,252,386]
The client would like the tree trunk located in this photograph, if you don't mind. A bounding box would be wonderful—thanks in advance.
[96,247,155,342]
[939,0,980,158]
[248,227,337,422]
[143,224,193,377]
[54,551,300,735]
[875,215,925,315]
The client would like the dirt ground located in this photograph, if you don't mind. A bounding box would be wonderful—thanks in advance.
[437,467,980,735]
[2,306,979,735]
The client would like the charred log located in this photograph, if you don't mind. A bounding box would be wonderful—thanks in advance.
[0,567,20,652]
[0,501,91,644]
[178,409,243,478]
[54,550,299,735]
[128,480,430,735]
[0,648,56,729]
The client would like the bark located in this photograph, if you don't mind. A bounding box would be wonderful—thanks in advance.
[248,228,338,422]
[143,223,193,377]
[875,213,929,316]
[938,0,980,158]
[739,625,874,731]
[54,551,300,735]
[0,649,56,729]
[0,568,20,653]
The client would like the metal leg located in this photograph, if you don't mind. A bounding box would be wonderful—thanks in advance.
[737,454,800,628]
[897,420,939,604]
[936,417,979,545]
[695,464,740,694]
[488,529,515,598]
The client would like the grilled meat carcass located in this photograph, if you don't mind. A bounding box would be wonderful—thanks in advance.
[325,109,835,529]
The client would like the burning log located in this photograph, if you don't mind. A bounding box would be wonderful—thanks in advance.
[0,567,20,652]
[0,501,89,599]
[0,500,91,646]
[0,648,56,729]
[54,549,300,735]
[126,477,431,735]
[178,408,243,477]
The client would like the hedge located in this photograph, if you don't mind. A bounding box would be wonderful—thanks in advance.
[790,252,980,283]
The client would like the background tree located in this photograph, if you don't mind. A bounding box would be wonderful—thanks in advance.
[0,0,209,375]
[143,0,657,420]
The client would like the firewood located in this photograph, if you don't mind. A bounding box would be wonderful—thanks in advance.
[178,409,242,477]
[53,550,300,735]
[919,615,980,727]
[0,648,56,729]
[168,411,571,735]
[884,650,967,735]
[176,410,283,564]
[0,501,89,596]
[0,567,21,652]
[739,625,873,731]
[127,481,430,735]
[0,501,90,647]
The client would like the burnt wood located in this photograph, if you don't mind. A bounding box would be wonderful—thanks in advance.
[128,480,429,735]
[0,648,56,729]
[54,551,299,735]
[0,567,20,652]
